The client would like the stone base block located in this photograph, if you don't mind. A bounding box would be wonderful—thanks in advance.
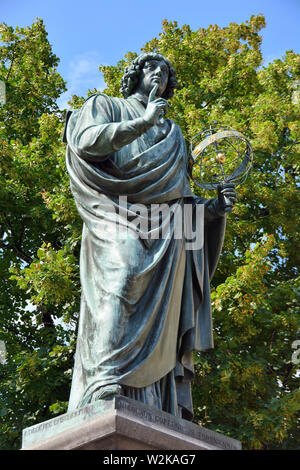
[21,396,241,450]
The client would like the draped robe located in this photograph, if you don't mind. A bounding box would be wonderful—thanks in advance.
[65,93,226,419]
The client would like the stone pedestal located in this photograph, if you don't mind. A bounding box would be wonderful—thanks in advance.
[21,396,241,450]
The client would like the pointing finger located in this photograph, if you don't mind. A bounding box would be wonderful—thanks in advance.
[148,84,159,103]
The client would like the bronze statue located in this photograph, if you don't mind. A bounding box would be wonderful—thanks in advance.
[65,52,236,420]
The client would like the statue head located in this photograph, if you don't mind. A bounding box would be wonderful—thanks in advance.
[120,52,178,100]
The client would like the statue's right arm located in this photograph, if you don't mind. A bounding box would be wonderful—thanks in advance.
[67,94,152,162]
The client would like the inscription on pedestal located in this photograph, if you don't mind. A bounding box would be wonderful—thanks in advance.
[22,399,113,447]
[117,398,239,450]
[22,396,241,450]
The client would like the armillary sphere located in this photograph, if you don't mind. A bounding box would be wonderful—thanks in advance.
[189,125,253,191]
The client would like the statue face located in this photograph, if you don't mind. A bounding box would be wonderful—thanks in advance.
[137,59,169,97]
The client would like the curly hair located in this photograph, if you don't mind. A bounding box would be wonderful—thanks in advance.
[120,52,178,99]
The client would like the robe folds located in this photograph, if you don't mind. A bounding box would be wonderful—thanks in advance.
[65,93,226,419]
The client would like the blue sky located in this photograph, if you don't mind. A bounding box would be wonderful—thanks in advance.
[2,0,300,108]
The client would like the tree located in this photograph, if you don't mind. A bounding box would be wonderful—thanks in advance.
[0,15,299,450]
[0,19,79,449]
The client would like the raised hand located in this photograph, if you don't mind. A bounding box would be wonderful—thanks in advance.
[143,84,169,126]
[217,183,237,213]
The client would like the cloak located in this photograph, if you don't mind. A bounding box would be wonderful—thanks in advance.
[65,93,226,419]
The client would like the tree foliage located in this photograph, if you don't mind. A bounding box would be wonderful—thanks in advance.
[0,16,299,450]
[0,19,79,449]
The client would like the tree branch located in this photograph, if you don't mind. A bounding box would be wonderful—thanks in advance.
[6,45,16,83]
[282,363,293,389]
[0,212,32,264]
[40,307,55,329]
